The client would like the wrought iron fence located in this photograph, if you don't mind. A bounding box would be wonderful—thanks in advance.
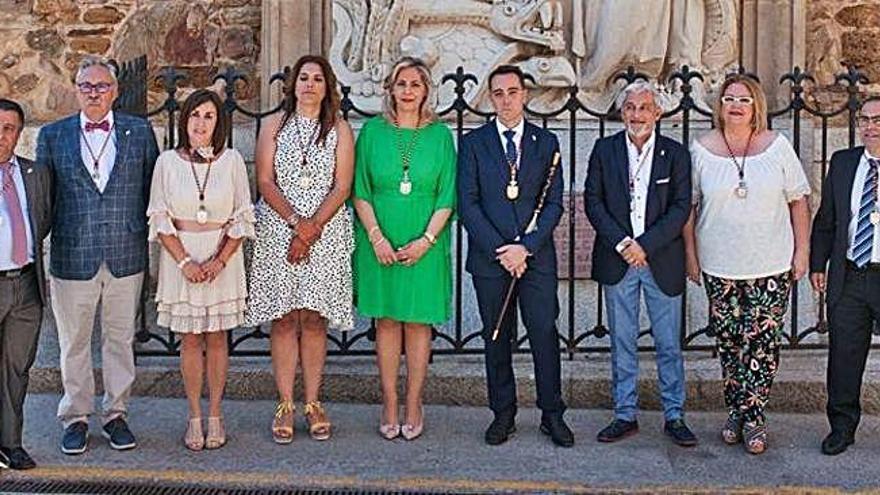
[120,60,871,357]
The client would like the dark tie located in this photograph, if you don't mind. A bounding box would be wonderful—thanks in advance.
[84,120,110,133]
[853,159,879,268]
[503,129,517,167]
[0,161,28,266]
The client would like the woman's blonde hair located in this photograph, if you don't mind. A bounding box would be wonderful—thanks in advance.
[713,75,768,133]
[382,57,437,124]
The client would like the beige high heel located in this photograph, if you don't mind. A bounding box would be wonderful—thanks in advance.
[272,400,295,444]
[184,417,204,451]
[205,416,226,449]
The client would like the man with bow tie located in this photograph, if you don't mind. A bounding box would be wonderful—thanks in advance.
[0,99,51,470]
[36,56,159,455]
[584,81,696,446]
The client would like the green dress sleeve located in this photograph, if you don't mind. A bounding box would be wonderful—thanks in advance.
[433,124,457,212]
[352,118,373,203]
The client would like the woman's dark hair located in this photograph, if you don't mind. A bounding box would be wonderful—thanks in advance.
[177,89,228,156]
[278,55,340,146]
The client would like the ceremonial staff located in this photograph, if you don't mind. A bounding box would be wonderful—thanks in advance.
[491,151,561,341]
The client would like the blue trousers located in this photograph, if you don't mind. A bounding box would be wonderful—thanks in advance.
[603,266,685,422]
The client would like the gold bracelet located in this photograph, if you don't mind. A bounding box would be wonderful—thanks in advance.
[423,231,436,245]
[368,225,382,242]
[177,256,192,269]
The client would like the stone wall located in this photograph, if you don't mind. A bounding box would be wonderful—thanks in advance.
[0,0,261,123]
[807,0,880,109]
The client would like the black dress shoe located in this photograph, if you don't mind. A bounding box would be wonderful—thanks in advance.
[664,419,698,447]
[102,418,137,451]
[61,421,89,455]
[0,447,36,470]
[540,414,574,447]
[0,447,9,469]
[485,408,516,446]
[821,431,854,456]
[597,419,639,443]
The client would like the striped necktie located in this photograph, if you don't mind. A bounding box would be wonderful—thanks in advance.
[0,160,28,266]
[853,159,879,268]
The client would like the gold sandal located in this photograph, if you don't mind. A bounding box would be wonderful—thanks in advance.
[272,400,295,444]
[205,416,226,450]
[304,401,331,441]
[184,417,204,451]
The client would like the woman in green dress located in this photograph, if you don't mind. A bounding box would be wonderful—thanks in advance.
[352,57,456,441]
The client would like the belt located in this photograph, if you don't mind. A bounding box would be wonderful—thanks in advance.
[0,263,33,278]
[172,219,227,232]
[846,259,880,273]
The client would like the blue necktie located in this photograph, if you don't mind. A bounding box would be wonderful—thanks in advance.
[503,129,517,167]
[853,159,879,268]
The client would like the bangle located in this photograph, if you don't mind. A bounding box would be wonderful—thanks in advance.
[423,231,436,245]
[177,256,192,269]
[368,225,382,242]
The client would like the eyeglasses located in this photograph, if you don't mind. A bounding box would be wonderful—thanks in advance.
[857,115,880,127]
[77,82,114,94]
[721,95,754,105]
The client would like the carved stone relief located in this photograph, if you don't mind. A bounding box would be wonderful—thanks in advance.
[329,0,739,115]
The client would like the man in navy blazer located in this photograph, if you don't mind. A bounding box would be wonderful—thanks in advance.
[811,97,880,456]
[36,56,159,455]
[458,65,573,447]
[584,81,696,446]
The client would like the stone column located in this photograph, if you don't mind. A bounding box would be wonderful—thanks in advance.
[740,0,807,108]
[259,0,333,110]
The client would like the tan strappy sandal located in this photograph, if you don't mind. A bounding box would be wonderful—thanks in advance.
[303,401,331,441]
[184,417,204,451]
[205,416,226,449]
[272,400,295,444]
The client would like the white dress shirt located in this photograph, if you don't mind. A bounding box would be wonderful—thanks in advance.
[626,131,656,239]
[495,118,525,169]
[847,150,880,263]
[0,156,35,270]
[79,111,117,193]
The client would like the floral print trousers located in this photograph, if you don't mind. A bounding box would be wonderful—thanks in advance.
[704,272,792,428]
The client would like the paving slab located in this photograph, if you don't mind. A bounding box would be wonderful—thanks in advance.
[2,394,880,494]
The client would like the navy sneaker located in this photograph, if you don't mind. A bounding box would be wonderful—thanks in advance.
[597,419,639,443]
[102,418,137,450]
[664,418,698,447]
[61,421,89,455]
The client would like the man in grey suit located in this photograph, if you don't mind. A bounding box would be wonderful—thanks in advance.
[36,56,159,455]
[0,98,52,470]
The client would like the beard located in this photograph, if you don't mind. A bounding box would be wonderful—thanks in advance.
[626,122,653,140]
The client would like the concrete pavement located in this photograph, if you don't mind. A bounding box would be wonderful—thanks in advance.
[2,394,880,493]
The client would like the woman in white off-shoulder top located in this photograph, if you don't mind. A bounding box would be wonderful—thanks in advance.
[146,89,255,452]
[683,75,811,455]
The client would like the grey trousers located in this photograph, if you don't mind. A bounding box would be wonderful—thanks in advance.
[0,268,43,448]
[51,265,143,427]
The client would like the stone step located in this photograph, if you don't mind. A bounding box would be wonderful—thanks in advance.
[26,350,879,414]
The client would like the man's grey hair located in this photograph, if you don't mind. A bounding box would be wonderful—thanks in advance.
[615,81,667,112]
[75,56,118,84]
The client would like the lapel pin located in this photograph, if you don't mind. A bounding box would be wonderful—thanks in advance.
[531,134,536,142]
[660,149,665,157]
[125,130,131,136]
[26,167,33,174]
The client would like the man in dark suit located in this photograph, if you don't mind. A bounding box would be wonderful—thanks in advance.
[584,81,696,446]
[458,65,572,447]
[36,56,159,455]
[0,99,52,470]
[811,97,880,456]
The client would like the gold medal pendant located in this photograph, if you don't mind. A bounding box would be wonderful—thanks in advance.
[735,181,748,199]
[871,210,880,226]
[196,205,208,225]
[399,179,412,196]
[299,174,312,189]
[506,180,519,201]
